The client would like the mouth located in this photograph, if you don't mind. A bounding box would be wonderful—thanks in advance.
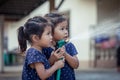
[64,36,68,39]
[48,40,52,46]
[50,40,52,43]
[64,36,68,40]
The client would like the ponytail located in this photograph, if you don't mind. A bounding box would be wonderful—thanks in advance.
[17,26,27,52]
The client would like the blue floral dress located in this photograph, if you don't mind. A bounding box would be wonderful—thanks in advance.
[44,42,78,80]
[22,48,54,80]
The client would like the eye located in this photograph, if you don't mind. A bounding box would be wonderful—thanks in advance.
[47,32,50,35]
[66,27,68,30]
[47,31,51,35]
[60,27,64,30]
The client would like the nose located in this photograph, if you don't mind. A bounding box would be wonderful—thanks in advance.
[65,29,68,35]
[50,34,53,39]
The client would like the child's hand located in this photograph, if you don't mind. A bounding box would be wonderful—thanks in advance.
[54,57,65,69]
[52,48,64,60]
[60,46,66,56]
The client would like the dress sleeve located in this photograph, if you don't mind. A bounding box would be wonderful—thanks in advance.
[65,42,78,56]
[26,51,45,66]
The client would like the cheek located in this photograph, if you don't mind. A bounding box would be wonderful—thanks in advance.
[53,33,62,40]
[41,37,50,46]
[54,31,60,37]
[53,33,58,39]
[54,30,62,36]
[53,29,63,40]
[42,40,50,47]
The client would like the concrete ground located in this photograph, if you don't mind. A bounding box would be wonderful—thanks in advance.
[0,72,21,80]
[0,69,120,80]
[75,69,120,80]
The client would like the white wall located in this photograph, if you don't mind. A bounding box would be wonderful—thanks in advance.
[58,0,97,61]
[8,0,97,62]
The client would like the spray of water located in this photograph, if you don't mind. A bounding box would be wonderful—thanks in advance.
[68,22,120,42]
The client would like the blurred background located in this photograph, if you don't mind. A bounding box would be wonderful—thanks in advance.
[0,0,120,80]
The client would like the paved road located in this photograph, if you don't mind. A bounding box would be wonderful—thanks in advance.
[0,72,21,80]
[0,70,120,80]
[75,70,120,80]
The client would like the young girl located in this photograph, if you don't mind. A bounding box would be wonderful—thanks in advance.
[17,16,64,80]
[45,13,79,80]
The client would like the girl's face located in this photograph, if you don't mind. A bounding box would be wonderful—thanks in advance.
[53,20,68,41]
[39,26,52,47]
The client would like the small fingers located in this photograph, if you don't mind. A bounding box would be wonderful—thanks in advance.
[59,56,65,62]
[55,48,61,53]
[62,57,65,62]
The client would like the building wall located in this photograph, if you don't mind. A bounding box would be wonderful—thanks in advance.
[58,0,97,68]
[98,0,120,24]
[7,0,97,69]
[92,0,120,68]
[7,1,50,50]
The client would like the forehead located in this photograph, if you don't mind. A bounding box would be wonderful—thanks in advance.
[44,26,52,30]
[56,20,68,27]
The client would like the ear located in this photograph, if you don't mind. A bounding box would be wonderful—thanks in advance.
[31,35,40,42]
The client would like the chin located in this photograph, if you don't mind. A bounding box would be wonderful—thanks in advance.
[43,45,50,48]
[47,45,51,47]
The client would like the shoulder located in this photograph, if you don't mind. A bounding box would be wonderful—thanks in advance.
[65,42,78,55]
[25,48,47,65]
[65,42,75,48]
[26,48,42,57]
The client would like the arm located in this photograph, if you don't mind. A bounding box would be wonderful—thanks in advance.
[48,48,64,65]
[35,60,64,80]
[63,43,79,69]
[48,53,56,65]
[49,46,79,69]
[64,53,79,69]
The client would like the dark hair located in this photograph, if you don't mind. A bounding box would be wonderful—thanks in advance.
[17,16,51,52]
[45,12,67,33]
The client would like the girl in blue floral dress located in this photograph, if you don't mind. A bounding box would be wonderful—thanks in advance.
[17,16,64,80]
[45,13,79,80]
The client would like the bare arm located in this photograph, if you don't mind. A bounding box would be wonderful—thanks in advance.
[49,47,79,69]
[34,60,64,80]
[64,53,79,69]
